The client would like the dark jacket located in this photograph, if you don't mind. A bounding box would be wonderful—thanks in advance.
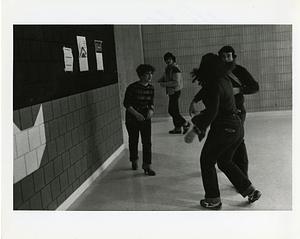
[192,76,238,131]
[231,64,259,112]
[193,64,259,114]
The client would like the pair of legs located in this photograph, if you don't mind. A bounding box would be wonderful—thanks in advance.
[168,90,190,133]
[232,111,248,176]
[196,117,260,208]
[125,119,155,176]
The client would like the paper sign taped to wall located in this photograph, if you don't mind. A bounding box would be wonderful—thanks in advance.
[77,36,89,71]
[94,40,104,71]
[63,47,74,72]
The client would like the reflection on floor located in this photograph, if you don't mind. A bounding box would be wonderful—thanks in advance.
[68,111,292,211]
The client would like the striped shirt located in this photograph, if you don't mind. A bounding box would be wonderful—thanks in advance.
[123,81,154,120]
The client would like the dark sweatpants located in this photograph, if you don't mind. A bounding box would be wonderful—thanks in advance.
[125,119,152,166]
[195,115,253,199]
[168,90,186,128]
[232,111,248,177]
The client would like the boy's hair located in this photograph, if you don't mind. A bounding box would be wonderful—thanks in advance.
[218,45,237,58]
[136,64,155,77]
[163,52,176,62]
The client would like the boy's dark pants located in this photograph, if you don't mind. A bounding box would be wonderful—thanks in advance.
[168,90,186,128]
[125,119,152,166]
[232,111,248,176]
[193,115,253,199]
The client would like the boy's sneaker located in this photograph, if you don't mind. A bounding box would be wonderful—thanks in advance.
[182,122,191,134]
[169,128,182,134]
[200,199,222,210]
[248,190,262,203]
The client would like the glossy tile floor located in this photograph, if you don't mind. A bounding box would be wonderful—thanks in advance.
[68,111,292,211]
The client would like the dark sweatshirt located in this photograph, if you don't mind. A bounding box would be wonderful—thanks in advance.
[193,64,259,113]
[192,76,238,131]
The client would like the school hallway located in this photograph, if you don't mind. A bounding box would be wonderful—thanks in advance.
[67,110,292,211]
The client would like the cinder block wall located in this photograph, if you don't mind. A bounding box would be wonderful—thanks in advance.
[13,25,127,210]
[114,25,144,119]
[13,85,123,209]
[141,25,292,116]
[13,25,145,210]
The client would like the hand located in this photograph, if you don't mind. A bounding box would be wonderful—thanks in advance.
[146,109,154,119]
[189,102,197,117]
[233,87,241,95]
[197,131,206,142]
[135,113,145,121]
[193,126,206,142]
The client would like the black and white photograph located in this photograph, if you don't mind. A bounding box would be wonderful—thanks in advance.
[1,0,300,239]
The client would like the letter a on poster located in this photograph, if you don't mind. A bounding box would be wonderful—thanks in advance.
[76,36,89,71]
[94,40,104,71]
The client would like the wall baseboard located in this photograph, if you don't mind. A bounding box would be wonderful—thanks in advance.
[245,110,292,118]
[56,144,125,211]
[152,110,292,121]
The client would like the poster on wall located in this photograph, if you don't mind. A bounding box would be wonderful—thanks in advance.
[94,40,104,71]
[76,36,89,71]
[62,47,74,72]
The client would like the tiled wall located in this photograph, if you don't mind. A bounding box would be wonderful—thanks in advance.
[141,25,292,116]
[13,84,123,209]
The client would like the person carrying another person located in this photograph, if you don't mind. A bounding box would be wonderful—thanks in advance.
[189,46,259,177]
[185,53,261,209]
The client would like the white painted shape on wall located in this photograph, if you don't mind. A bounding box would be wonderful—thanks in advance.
[35,105,45,126]
[13,104,46,183]
[15,130,30,158]
[25,151,38,175]
[39,124,46,144]
[28,126,42,151]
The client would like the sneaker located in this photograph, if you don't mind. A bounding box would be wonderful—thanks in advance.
[131,161,138,170]
[200,199,222,210]
[248,190,262,203]
[169,128,182,134]
[182,122,191,134]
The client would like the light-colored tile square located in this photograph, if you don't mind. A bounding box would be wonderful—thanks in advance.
[25,150,38,175]
[13,156,26,183]
[34,105,44,126]
[13,135,17,159]
[15,130,30,157]
[13,122,21,135]
[28,126,41,150]
[36,144,46,167]
[40,123,46,144]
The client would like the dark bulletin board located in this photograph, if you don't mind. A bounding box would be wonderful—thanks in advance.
[13,25,118,110]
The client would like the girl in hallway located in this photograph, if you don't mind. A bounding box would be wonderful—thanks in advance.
[123,64,156,176]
